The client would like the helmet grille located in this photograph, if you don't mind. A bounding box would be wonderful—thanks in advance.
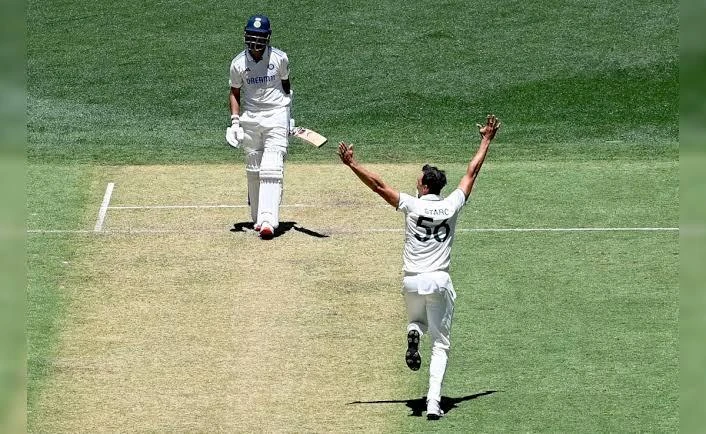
[245,32,270,51]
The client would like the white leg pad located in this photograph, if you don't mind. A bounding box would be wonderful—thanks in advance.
[245,151,263,224]
[257,150,285,228]
[246,169,260,223]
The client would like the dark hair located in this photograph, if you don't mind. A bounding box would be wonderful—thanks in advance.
[421,164,447,195]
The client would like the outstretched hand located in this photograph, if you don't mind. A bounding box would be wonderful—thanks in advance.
[337,142,356,166]
[476,114,501,141]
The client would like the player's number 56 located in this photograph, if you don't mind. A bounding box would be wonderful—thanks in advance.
[414,217,450,243]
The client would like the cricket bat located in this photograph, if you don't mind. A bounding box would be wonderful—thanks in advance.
[292,127,327,147]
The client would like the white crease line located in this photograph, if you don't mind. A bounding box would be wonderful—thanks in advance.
[111,204,256,209]
[93,182,115,232]
[459,227,679,232]
[27,227,679,235]
[28,229,95,234]
[336,227,679,233]
[108,204,360,209]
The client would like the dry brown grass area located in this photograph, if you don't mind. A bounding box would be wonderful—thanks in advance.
[33,164,431,432]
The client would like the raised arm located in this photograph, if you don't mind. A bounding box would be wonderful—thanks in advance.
[337,142,400,208]
[458,114,502,199]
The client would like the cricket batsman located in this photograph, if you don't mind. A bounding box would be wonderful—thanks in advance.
[226,14,292,240]
[338,115,501,420]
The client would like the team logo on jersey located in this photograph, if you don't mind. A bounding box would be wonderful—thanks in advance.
[268,63,275,70]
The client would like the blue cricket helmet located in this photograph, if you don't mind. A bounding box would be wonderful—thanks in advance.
[244,15,271,51]
[245,15,271,34]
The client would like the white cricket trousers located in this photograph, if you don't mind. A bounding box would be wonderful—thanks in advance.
[240,106,289,228]
[403,276,456,403]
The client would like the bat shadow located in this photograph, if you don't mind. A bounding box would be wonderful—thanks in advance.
[346,390,498,417]
[230,221,329,238]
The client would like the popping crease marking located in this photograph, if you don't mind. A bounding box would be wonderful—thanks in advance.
[27,227,679,234]
[94,182,115,232]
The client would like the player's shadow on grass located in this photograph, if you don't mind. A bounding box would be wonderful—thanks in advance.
[230,221,329,238]
[347,390,498,417]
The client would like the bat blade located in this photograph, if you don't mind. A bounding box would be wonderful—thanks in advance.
[292,127,327,147]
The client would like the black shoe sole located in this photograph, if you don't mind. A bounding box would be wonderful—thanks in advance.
[406,330,421,371]
[427,413,442,421]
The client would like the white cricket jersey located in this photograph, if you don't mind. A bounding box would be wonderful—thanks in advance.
[397,189,467,274]
[229,47,290,112]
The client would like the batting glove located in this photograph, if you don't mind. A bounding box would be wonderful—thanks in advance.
[225,114,245,148]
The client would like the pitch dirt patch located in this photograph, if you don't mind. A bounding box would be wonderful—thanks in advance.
[32,164,429,432]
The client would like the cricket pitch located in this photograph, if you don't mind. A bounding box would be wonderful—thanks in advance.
[31,164,426,433]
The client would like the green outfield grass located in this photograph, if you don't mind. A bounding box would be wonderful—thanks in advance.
[27,0,678,164]
[27,0,678,431]
[26,165,93,413]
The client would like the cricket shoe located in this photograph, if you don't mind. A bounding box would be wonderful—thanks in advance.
[426,399,444,420]
[405,330,421,371]
[259,222,275,240]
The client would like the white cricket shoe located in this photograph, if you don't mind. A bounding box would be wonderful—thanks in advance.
[426,399,444,420]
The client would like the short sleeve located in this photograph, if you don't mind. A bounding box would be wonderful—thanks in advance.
[229,61,242,88]
[397,192,414,213]
[448,189,467,212]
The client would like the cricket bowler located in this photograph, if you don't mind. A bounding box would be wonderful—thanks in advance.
[337,115,501,420]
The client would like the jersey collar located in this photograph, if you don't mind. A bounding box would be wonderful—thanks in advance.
[246,47,271,62]
[418,193,443,201]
